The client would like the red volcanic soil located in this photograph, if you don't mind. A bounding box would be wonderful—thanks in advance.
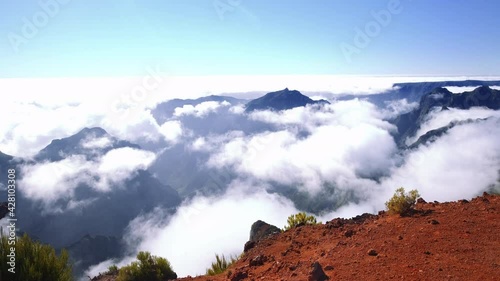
[94,193,500,281]
[178,193,500,281]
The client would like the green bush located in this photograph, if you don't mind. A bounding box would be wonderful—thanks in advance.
[117,251,177,281]
[107,264,119,275]
[283,212,318,231]
[385,187,420,215]
[0,233,73,281]
[206,254,237,276]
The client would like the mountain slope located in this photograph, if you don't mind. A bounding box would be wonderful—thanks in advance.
[0,150,14,180]
[16,128,182,279]
[245,88,329,112]
[175,193,500,281]
[338,80,500,107]
[67,234,123,279]
[35,127,139,162]
[407,118,489,149]
[393,86,500,146]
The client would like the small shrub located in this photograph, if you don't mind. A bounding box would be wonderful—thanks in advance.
[385,187,420,215]
[206,254,237,276]
[107,264,119,275]
[117,251,177,281]
[0,233,73,281]
[283,212,318,231]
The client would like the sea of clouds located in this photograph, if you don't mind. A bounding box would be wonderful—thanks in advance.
[0,75,499,278]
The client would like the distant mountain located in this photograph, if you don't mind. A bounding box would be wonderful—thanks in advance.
[0,150,13,162]
[66,234,123,278]
[245,88,329,112]
[394,86,500,146]
[35,127,139,162]
[15,127,182,279]
[152,95,246,124]
[0,151,21,188]
[19,127,181,247]
[407,118,487,149]
[0,151,17,220]
[0,150,13,177]
[338,80,500,108]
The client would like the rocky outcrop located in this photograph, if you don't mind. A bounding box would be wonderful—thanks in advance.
[249,220,281,242]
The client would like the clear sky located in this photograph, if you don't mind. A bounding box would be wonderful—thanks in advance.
[1,0,499,78]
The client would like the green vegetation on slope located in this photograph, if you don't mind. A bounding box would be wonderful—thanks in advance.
[116,251,177,281]
[283,212,319,231]
[206,253,237,276]
[0,233,73,281]
[386,187,420,215]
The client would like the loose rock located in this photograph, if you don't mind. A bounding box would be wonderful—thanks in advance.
[308,262,329,281]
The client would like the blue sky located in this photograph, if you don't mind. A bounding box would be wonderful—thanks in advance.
[1,0,499,77]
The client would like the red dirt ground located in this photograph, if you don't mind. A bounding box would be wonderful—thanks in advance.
[95,193,500,281]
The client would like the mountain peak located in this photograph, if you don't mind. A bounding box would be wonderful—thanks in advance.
[79,127,108,138]
[34,127,139,162]
[245,89,329,112]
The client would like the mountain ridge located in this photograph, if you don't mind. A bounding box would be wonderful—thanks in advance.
[13,127,182,279]
[245,88,329,112]
[35,127,140,162]
[337,80,500,107]
[393,86,500,146]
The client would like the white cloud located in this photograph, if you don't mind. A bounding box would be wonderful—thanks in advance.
[173,101,231,117]
[188,131,245,153]
[96,147,156,190]
[84,257,135,281]
[384,117,500,202]
[229,104,246,114]
[444,85,500,93]
[190,137,208,152]
[20,155,93,205]
[429,93,445,100]
[19,147,156,212]
[158,120,183,143]
[444,86,480,93]
[381,99,419,119]
[407,107,500,145]
[123,183,298,277]
[209,100,398,193]
[80,136,113,149]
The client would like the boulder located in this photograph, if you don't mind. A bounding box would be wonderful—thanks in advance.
[249,220,280,242]
[309,262,329,281]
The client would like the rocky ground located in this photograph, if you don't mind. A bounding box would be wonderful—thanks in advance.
[94,193,500,281]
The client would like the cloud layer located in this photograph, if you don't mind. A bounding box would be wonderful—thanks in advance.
[19,147,156,213]
[2,76,499,157]
[88,183,298,277]
[208,101,397,193]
